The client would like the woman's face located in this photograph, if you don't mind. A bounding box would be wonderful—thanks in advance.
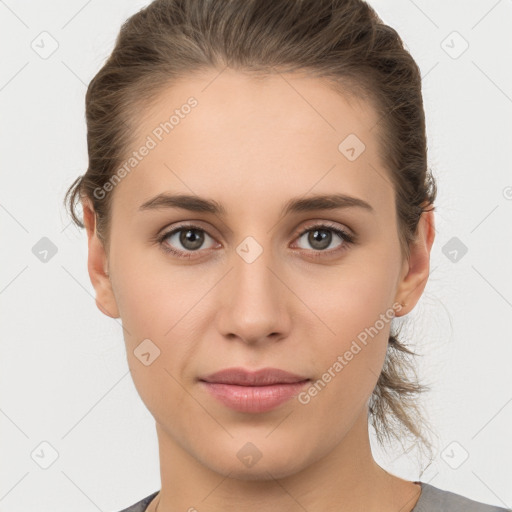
[86,68,433,480]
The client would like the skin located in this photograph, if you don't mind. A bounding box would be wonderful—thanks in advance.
[83,68,435,512]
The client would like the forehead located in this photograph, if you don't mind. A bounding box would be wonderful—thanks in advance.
[111,68,394,219]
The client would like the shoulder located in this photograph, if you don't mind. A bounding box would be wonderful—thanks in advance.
[113,491,159,512]
[413,482,510,512]
[108,485,511,512]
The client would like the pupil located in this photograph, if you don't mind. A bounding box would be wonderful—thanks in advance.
[309,229,331,250]
[180,229,203,250]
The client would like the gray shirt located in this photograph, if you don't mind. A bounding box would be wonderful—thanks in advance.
[115,482,511,511]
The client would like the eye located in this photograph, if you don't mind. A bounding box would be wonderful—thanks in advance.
[155,221,356,260]
[292,222,355,256]
[157,223,218,259]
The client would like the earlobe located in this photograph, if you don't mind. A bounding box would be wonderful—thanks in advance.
[394,209,435,316]
[82,198,120,319]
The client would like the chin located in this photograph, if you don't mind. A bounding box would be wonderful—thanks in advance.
[197,440,311,482]
[209,460,305,482]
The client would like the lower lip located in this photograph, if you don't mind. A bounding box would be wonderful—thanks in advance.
[199,380,310,413]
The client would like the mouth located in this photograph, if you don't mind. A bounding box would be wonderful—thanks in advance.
[199,366,310,386]
[198,367,311,413]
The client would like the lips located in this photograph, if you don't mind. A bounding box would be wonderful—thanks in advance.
[199,367,310,386]
[199,367,311,413]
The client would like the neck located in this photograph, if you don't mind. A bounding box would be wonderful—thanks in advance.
[149,408,421,512]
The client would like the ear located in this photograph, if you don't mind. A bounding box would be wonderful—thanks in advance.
[82,198,120,319]
[394,208,435,316]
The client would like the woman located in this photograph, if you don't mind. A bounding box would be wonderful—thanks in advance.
[64,0,509,510]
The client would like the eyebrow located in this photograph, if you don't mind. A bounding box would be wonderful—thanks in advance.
[138,192,375,216]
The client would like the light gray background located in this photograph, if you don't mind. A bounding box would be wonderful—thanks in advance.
[1,1,511,511]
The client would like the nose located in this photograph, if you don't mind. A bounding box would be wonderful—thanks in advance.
[215,241,292,346]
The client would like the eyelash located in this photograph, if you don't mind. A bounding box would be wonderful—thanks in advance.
[156,222,356,260]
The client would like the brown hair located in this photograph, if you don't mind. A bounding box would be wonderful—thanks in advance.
[64,0,438,464]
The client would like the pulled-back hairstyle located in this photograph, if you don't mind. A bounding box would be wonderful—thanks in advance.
[64,0,438,465]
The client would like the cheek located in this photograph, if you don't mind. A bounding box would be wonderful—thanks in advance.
[298,298,392,439]
[110,244,195,335]
[306,254,398,340]
[297,255,398,405]
[110,255,200,420]
[109,247,210,384]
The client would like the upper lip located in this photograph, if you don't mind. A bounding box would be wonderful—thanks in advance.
[199,367,310,386]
